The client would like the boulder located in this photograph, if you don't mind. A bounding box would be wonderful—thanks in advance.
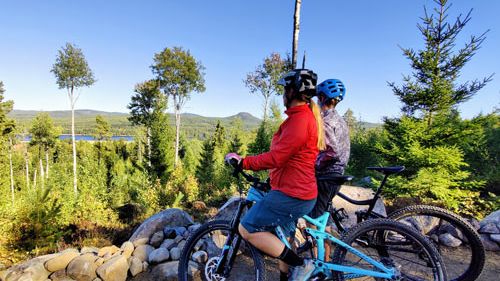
[480,234,500,251]
[49,269,74,281]
[490,234,500,244]
[149,231,164,248]
[98,246,120,258]
[439,233,462,247]
[66,254,98,281]
[3,253,57,281]
[44,249,80,272]
[149,261,179,281]
[129,209,194,243]
[188,224,201,233]
[481,210,500,225]
[331,185,386,228]
[128,257,143,277]
[169,247,181,261]
[132,238,149,248]
[468,218,481,231]
[148,248,170,264]
[96,255,128,281]
[213,196,242,221]
[163,228,177,239]
[479,222,499,234]
[120,241,134,258]
[132,245,154,263]
[160,239,175,250]
[191,251,208,263]
[81,247,99,255]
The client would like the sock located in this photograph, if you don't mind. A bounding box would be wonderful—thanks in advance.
[278,246,304,267]
[280,271,289,281]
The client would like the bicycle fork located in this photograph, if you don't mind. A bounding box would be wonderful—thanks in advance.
[215,199,252,277]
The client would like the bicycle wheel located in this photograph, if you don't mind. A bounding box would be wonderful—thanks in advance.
[178,220,267,281]
[332,218,446,281]
[388,205,485,281]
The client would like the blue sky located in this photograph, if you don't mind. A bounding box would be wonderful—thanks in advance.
[1,0,498,123]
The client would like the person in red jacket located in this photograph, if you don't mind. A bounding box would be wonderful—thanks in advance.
[225,69,325,281]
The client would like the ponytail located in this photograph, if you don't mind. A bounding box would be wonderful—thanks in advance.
[309,100,326,150]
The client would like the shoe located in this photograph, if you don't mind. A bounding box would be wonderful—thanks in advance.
[289,259,315,281]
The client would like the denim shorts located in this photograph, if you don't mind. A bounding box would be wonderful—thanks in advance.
[242,189,316,237]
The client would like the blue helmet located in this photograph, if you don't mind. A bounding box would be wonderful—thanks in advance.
[317,79,346,102]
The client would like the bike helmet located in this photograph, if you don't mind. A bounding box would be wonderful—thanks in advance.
[317,79,346,102]
[278,69,318,98]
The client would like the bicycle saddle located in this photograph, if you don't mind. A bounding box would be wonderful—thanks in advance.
[316,175,354,184]
[367,166,405,175]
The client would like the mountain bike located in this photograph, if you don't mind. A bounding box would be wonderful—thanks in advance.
[310,166,484,281]
[178,167,447,281]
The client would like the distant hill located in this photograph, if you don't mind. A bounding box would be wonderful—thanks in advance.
[8,109,262,138]
[8,109,380,139]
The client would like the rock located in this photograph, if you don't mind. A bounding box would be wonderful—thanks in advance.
[149,261,178,281]
[128,257,143,277]
[213,196,243,221]
[481,210,500,225]
[480,234,500,251]
[96,255,128,281]
[142,262,149,272]
[95,257,105,267]
[188,224,201,233]
[191,251,208,263]
[173,227,187,237]
[183,230,190,239]
[44,249,80,272]
[169,247,181,261]
[178,241,186,251]
[120,241,134,258]
[331,185,387,228]
[193,239,204,251]
[174,235,184,244]
[66,254,98,281]
[479,222,499,234]
[160,239,176,250]
[98,246,120,258]
[129,209,194,243]
[439,233,462,247]
[49,269,74,281]
[132,238,149,248]
[490,234,500,243]
[438,223,464,241]
[163,228,177,239]
[3,254,57,281]
[81,246,99,255]
[149,231,165,248]
[94,278,103,281]
[132,245,154,263]
[148,248,170,264]
[468,218,481,231]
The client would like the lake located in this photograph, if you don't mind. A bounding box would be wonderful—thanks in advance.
[22,135,134,142]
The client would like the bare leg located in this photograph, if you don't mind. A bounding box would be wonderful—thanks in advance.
[238,224,285,257]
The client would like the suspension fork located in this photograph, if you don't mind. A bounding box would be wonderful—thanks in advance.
[215,199,253,276]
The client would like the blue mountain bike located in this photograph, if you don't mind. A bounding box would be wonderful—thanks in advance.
[178,168,446,281]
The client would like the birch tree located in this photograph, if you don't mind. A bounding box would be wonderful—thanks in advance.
[151,47,205,167]
[51,43,95,195]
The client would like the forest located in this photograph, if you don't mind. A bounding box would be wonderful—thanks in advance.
[0,0,498,267]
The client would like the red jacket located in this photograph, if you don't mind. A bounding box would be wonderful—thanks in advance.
[242,104,319,200]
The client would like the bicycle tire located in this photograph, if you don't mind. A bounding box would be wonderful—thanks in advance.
[332,218,447,281]
[178,220,267,281]
[388,205,485,281]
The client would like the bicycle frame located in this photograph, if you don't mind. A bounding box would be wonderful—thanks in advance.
[276,212,396,280]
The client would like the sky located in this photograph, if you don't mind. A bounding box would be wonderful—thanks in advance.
[0,0,499,123]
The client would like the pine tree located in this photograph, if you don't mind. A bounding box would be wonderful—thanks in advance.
[195,137,216,200]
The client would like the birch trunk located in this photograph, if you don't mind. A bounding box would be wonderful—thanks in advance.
[33,167,37,190]
[71,92,77,195]
[45,149,49,179]
[292,0,302,68]
[9,138,14,204]
[25,148,30,190]
[40,158,45,191]
[174,108,181,167]
[146,127,151,167]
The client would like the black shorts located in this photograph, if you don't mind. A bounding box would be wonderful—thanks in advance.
[309,173,342,219]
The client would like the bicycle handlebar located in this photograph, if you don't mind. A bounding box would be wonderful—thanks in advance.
[229,163,271,192]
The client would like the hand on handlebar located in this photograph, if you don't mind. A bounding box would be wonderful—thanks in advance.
[224,152,242,168]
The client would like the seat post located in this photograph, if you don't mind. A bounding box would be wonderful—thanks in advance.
[366,174,389,216]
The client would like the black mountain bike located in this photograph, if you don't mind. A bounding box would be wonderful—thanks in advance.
[313,166,485,281]
[178,166,446,281]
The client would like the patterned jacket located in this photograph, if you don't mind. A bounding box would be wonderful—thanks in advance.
[315,108,350,175]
